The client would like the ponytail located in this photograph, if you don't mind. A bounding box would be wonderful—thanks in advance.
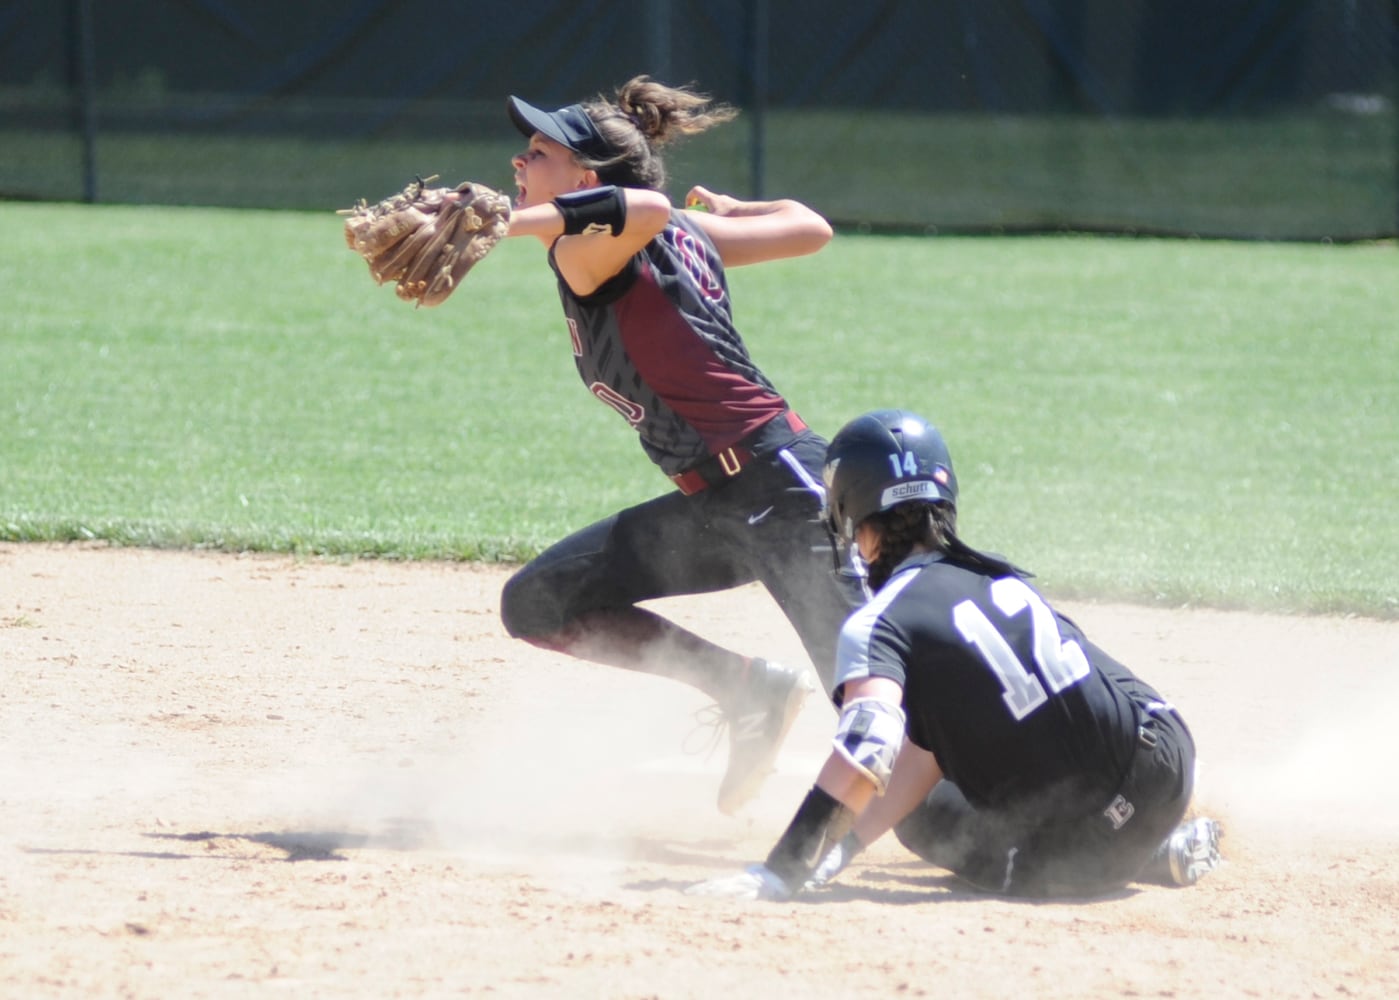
[578,76,738,190]
[864,502,1029,590]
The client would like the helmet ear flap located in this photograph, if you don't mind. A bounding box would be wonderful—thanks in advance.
[820,458,845,541]
[823,502,842,541]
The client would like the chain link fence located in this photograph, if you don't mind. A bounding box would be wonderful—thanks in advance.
[2,0,1395,239]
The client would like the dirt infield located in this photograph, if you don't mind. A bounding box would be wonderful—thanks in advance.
[2,543,1397,998]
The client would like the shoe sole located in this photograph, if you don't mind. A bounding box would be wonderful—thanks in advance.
[716,673,815,816]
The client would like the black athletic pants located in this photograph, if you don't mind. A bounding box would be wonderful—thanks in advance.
[499,432,866,695]
[894,704,1196,898]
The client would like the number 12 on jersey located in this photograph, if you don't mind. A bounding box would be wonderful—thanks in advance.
[952,577,1091,720]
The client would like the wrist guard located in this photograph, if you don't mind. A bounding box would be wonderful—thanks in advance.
[763,785,856,889]
[554,185,626,236]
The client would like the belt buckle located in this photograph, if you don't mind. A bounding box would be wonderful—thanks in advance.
[716,446,743,477]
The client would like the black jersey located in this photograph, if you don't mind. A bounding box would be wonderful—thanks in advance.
[548,211,791,477]
[835,552,1151,820]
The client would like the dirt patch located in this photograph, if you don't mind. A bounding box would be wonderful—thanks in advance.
[2,544,1396,998]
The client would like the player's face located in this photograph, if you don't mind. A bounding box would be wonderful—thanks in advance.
[511,134,591,209]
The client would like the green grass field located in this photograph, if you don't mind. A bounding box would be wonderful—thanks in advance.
[2,201,1395,618]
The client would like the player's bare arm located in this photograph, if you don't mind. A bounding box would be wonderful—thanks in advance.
[554,188,672,295]
[505,188,671,296]
[850,739,944,848]
[683,184,833,266]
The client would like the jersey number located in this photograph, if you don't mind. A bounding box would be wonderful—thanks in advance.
[589,382,645,426]
[888,451,918,476]
[669,229,724,301]
[951,577,1090,721]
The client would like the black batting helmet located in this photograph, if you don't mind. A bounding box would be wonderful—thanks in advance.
[822,409,958,543]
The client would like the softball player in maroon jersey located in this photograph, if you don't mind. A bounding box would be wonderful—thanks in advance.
[496,76,865,814]
[690,410,1221,898]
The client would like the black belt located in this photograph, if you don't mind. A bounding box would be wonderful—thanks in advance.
[669,411,809,496]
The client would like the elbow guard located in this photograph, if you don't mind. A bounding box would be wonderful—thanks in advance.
[553,185,627,236]
[832,697,906,795]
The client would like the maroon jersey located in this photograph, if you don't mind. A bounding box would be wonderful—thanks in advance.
[548,210,791,476]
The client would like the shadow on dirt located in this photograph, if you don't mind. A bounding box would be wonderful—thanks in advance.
[23,827,750,866]
[626,865,1141,904]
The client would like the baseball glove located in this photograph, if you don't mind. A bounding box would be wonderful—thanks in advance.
[340,177,511,308]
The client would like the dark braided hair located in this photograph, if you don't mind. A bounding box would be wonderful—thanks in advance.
[864,501,1028,591]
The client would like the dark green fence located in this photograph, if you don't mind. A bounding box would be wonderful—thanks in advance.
[3,0,1396,240]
